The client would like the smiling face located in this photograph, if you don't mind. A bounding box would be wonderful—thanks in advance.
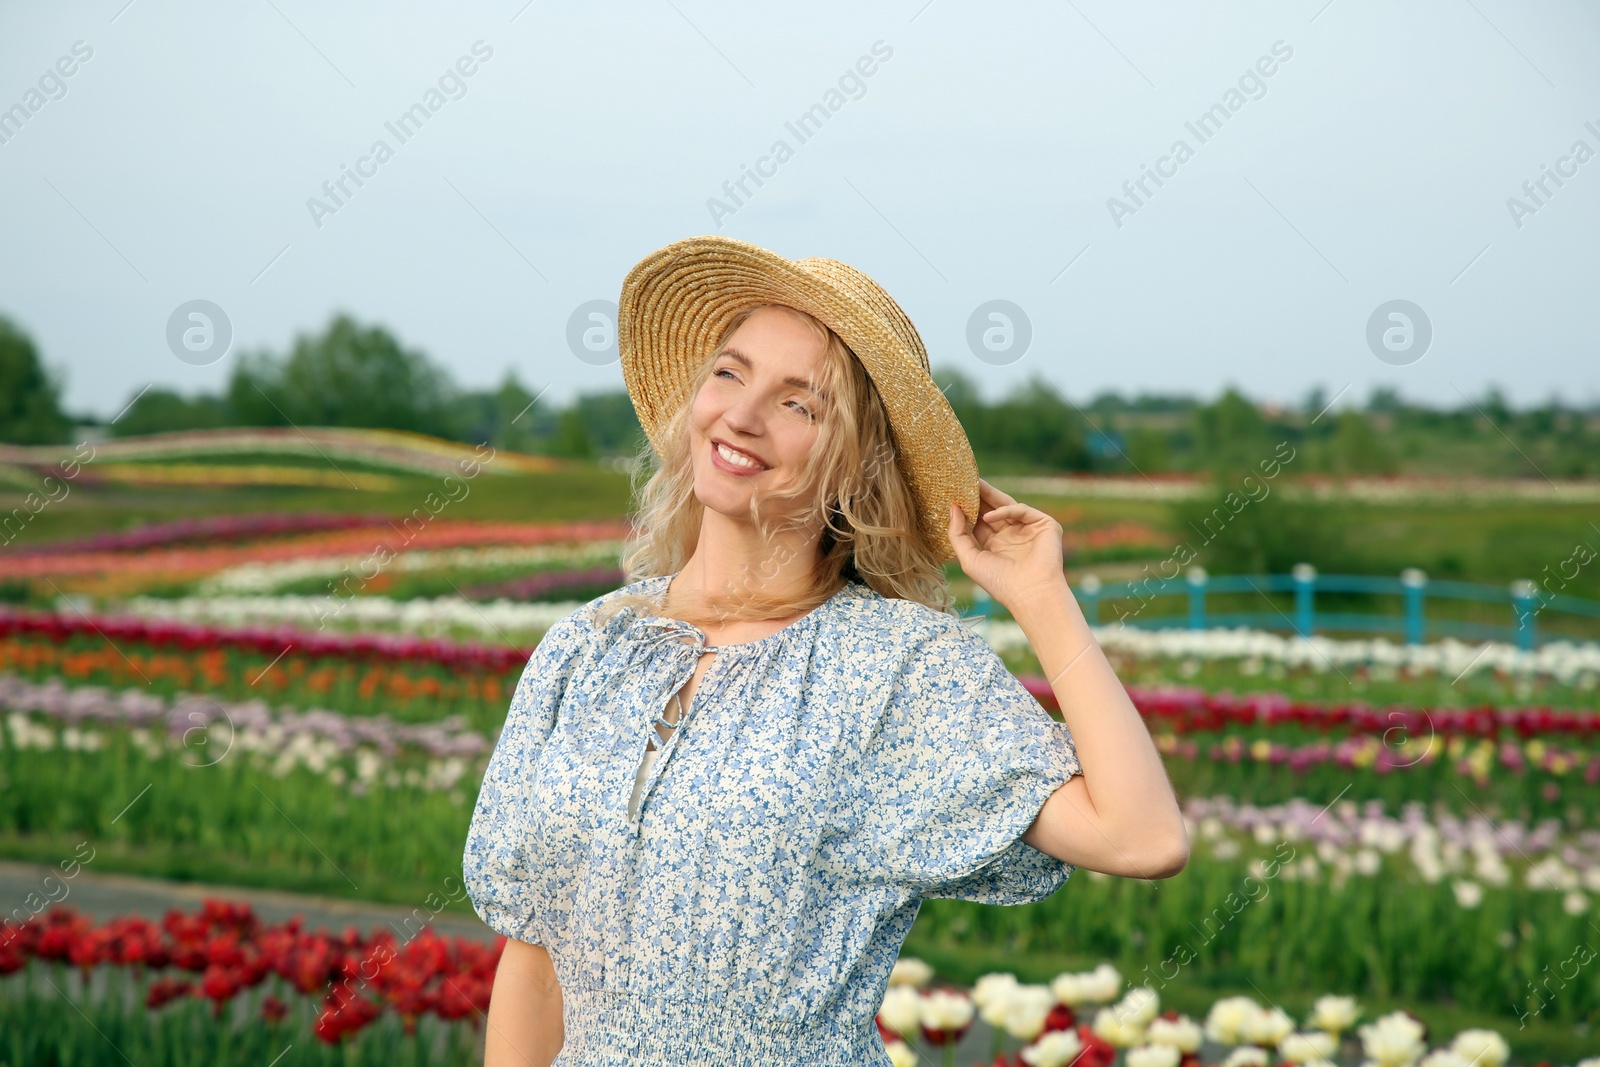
[686,305,830,529]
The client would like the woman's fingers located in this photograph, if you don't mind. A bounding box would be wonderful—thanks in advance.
[980,502,1035,525]
[977,478,1018,508]
[947,502,979,562]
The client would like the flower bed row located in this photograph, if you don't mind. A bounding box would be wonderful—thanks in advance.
[984,622,1600,688]
[456,565,627,602]
[880,957,1527,1067]
[4,687,1597,1023]
[0,427,558,480]
[1,900,495,1041]
[1021,679,1600,740]
[10,604,1600,739]
[3,900,1586,1067]
[195,540,624,596]
[8,613,1600,795]
[11,670,1598,911]
[0,609,531,676]
[4,519,629,587]
[61,587,1600,707]
[119,592,586,641]
[0,513,392,558]
[1,672,486,793]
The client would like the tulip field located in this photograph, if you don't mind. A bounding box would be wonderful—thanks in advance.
[0,473,1598,1065]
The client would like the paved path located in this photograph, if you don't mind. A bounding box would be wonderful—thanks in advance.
[0,859,496,943]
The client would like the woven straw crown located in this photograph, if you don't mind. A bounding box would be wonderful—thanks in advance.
[617,235,980,564]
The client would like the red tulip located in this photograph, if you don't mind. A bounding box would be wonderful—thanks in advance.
[1074,1022,1118,1067]
[146,976,192,1009]
[1042,1002,1076,1033]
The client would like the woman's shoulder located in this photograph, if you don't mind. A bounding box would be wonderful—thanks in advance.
[827,580,985,659]
[832,578,962,624]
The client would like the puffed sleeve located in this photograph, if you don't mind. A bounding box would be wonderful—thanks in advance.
[849,616,1084,906]
[462,611,587,943]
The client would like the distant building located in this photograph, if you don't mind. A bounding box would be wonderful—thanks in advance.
[1087,429,1126,459]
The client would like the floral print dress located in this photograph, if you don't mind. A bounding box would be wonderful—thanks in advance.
[463,573,1084,1066]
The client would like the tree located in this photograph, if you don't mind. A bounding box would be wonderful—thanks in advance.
[1367,385,1403,413]
[981,377,1091,472]
[0,316,73,444]
[1124,427,1171,471]
[110,388,227,438]
[450,371,552,451]
[1328,409,1397,475]
[930,365,983,422]
[225,313,462,438]
[1192,386,1270,475]
[1301,384,1328,421]
[571,392,644,455]
[1477,384,1512,425]
[1173,478,1366,575]
[548,407,594,458]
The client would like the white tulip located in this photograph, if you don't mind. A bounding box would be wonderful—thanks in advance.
[1308,994,1361,1034]
[1147,1015,1202,1052]
[1020,1029,1084,1067]
[1053,962,1120,1006]
[1115,986,1161,1028]
[1241,1005,1295,1047]
[975,972,1021,1008]
[883,1039,918,1067]
[1205,996,1263,1046]
[889,957,933,988]
[1092,1006,1148,1048]
[1358,1011,1428,1067]
[1126,1043,1181,1067]
[1220,1048,1270,1067]
[877,986,921,1038]
[975,973,1022,1027]
[1449,1028,1508,1067]
[1084,962,1123,1003]
[1000,985,1058,1041]
[1279,1029,1338,1063]
[917,989,974,1034]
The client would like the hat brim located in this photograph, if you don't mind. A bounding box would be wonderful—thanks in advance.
[617,235,979,565]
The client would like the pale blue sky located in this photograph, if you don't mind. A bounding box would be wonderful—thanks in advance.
[1,0,1596,419]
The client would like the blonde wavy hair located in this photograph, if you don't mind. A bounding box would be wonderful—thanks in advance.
[595,303,955,629]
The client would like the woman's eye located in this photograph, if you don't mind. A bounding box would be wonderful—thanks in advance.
[787,400,813,418]
[714,368,737,381]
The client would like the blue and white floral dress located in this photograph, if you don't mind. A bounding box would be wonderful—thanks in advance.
[463,573,1083,1066]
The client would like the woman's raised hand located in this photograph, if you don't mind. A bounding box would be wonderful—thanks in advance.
[947,478,1069,617]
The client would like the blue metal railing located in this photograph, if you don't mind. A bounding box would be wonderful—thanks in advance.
[969,566,1600,649]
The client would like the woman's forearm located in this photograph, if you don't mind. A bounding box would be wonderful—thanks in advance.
[1012,577,1189,878]
[485,938,564,1067]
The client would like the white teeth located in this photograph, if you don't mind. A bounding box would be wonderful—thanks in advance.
[716,442,765,470]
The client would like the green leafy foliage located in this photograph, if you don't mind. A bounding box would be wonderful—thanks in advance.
[0,316,73,445]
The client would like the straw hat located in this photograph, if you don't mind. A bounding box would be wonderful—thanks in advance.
[617,235,980,564]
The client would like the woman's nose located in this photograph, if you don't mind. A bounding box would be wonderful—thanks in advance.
[721,392,765,435]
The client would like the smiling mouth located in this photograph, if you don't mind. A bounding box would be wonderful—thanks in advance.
[713,440,770,471]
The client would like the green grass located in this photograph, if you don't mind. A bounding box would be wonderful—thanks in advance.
[0,736,475,910]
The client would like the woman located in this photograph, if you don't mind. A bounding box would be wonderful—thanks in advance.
[464,236,1188,1067]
